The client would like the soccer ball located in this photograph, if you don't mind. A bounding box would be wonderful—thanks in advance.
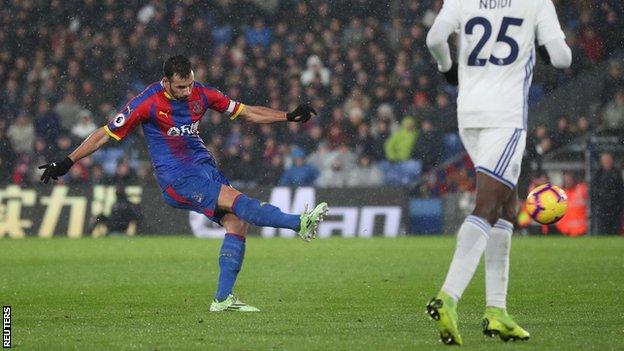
[526,184,568,225]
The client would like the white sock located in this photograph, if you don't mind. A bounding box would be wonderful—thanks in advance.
[485,219,513,309]
[441,215,491,302]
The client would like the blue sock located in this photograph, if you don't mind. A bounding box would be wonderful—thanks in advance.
[232,195,300,231]
[215,233,246,302]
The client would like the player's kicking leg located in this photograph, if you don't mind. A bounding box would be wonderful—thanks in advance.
[209,185,327,312]
[482,188,529,341]
[218,185,328,242]
[426,173,509,345]
[209,214,260,312]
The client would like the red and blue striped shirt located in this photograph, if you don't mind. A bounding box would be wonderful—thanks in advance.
[105,80,244,190]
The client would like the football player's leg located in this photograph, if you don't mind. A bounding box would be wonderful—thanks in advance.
[217,185,328,241]
[485,189,517,310]
[427,174,510,345]
[214,214,248,302]
[217,185,300,230]
[483,189,530,341]
[210,214,259,312]
[440,173,510,303]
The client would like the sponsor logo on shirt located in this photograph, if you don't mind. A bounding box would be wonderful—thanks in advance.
[167,121,200,137]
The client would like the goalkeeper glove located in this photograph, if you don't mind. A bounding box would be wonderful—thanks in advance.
[286,104,317,123]
[443,62,459,86]
[39,157,74,184]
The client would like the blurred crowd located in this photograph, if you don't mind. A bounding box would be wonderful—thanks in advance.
[1,0,623,189]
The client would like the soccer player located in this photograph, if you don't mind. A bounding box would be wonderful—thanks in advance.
[39,55,329,312]
[425,0,571,345]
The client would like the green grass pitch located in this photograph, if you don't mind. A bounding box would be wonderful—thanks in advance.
[1,236,623,350]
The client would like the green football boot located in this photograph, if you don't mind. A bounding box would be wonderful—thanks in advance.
[209,294,260,312]
[482,307,530,342]
[298,202,329,242]
[426,292,463,346]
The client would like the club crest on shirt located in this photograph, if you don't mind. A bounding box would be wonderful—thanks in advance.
[192,101,201,114]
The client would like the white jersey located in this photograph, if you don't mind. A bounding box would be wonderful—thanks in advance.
[436,0,565,129]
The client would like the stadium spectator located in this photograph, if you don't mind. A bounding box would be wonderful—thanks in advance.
[260,154,284,186]
[573,115,591,137]
[279,148,318,187]
[384,116,418,162]
[342,87,371,119]
[412,119,443,172]
[375,103,399,133]
[578,26,605,63]
[600,90,624,131]
[550,116,575,150]
[347,155,383,187]
[0,128,16,184]
[32,137,51,159]
[353,122,375,159]
[327,117,351,149]
[236,150,260,187]
[54,135,75,159]
[525,124,552,174]
[90,164,106,185]
[591,153,624,234]
[54,92,83,131]
[301,55,331,86]
[325,143,357,174]
[555,171,588,237]
[34,100,61,145]
[88,185,142,236]
[7,113,35,155]
[433,92,456,133]
[11,157,31,185]
[244,19,272,49]
[303,125,324,154]
[71,110,98,140]
[1,78,20,118]
[316,158,349,188]
[105,159,138,185]
[346,107,365,138]
[65,161,90,185]
[107,185,142,235]
[315,142,357,187]
[601,60,624,106]
[306,142,332,172]
[370,119,390,161]
[283,122,311,149]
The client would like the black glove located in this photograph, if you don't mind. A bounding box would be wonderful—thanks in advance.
[39,157,74,184]
[443,62,458,86]
[286,104,317,123]
[537,45,551,65]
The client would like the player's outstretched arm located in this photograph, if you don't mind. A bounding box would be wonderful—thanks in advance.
[239,104,317,124]
[39,126,111,183]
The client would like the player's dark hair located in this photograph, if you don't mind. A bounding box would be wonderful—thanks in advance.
[163,55,192,79]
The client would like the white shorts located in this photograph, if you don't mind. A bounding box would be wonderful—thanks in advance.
[459,128,526,189]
